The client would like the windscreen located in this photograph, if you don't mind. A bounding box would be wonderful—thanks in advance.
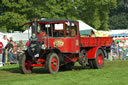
[31,22,77,37]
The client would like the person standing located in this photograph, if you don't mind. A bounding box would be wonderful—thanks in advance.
[1,35,9,65]
[111,40,117,60]
[121,40,127,60]
[118,40,124,60]
[2,35,9,48]
[5,40,17,63]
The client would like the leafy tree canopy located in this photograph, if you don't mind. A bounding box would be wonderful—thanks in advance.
[109,0,128,29]
[0,0,117,32]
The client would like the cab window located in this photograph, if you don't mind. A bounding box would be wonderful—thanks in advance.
[65,22,77,37]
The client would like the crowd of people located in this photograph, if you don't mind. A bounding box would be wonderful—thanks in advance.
[0,35,25,66]
[111,40,128,60]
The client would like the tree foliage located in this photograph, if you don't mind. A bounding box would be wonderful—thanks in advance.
[0,0,117,32]
[76,0,116,30]
[109,0,128,29]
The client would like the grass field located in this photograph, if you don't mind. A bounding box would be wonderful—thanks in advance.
[0,60,128,85]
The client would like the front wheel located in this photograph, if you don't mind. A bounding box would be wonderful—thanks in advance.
[46,53,60,74]
[19,54,33,74]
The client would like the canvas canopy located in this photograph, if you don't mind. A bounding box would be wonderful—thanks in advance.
[78,20,96,32]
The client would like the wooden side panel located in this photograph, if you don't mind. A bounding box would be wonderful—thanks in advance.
[80,37,112,47]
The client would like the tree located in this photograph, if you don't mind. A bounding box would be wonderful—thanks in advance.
[109,0,128,29]
[76,0,117,30]
[0,0,32,32]
[0,0,78,32]
[109,13,128,29]
[0,0,117,32]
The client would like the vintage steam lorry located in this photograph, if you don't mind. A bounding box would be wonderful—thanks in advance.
[19,19,112,74]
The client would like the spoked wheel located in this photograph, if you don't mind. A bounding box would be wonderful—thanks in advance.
[19,54,33,74]
[79,49,88,67]
[46,53,60,74]
[92,49,104,69]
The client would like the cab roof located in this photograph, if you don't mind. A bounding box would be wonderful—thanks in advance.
[25,19,78,25]
[38,19,78,23]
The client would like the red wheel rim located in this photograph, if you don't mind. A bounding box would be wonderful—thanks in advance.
[24,60,31,71]
[98,54,103,66]
[51,57,58,71]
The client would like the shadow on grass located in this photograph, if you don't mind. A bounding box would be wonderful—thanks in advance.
[1,65,50,74]
[1,64,91,74]
[72,65,91,70]
[1,65,21,74]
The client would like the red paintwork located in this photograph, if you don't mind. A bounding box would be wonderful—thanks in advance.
[0,42,3,54]
[51,57,58,71]
[38,32,48,39]
[85,37,112,59]
[72,57,78,62]
[35,59,45,63]
[46,38,79,53]
[98,53,103,66]
[37,23,80,53]
[63,54,78,63]
[26,41,29,47]
[31,64,45,67]
[80,37,112,47]
[87,47,100,59]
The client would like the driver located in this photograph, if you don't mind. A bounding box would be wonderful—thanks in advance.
[66,26,70,37]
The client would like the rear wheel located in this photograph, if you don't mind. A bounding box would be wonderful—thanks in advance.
[19,54,33,74]
[79,49,88,67]
[93,49,104,69]
[46,53,60,74]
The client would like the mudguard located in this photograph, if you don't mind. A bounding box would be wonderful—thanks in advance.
[87,47,103,59]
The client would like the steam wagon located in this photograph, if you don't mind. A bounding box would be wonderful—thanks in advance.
[19,19,112,74]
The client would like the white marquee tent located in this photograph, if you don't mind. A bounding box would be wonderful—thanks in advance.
[78,20,97,32]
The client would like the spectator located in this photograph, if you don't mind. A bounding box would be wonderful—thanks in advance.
[2,35,9,48]
[1,35,9,65]
[118,40,124,60]
[121,40,127,60]
[5,40,13,52]
[9,37,13,41]
[111,40,117,60]
[12,42,17,55]
[116,40,120,59]
[5,40,17,63]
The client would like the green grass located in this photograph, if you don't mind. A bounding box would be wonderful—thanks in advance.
[0,60,128,85]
